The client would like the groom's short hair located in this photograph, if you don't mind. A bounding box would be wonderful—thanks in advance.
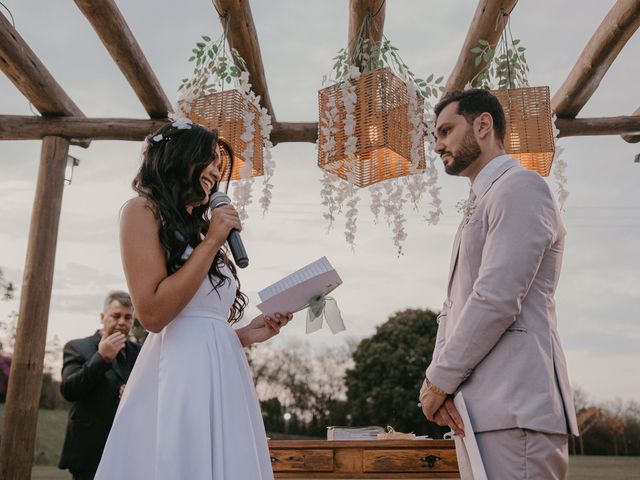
[434,89,506,143]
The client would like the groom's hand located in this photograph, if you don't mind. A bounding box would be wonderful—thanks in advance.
[419,380,447,423]
[433,399,465,437]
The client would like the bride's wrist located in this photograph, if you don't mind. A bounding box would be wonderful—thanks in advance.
[236,326,251,347]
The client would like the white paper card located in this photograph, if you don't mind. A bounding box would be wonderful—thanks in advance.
[454,391,488,480]
[257,257,342,317]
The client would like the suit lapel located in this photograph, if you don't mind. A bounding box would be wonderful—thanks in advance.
[446,219,466,296]
[446,159,519,293]
[113,342,137,382]
[475,158,519,204]
[111,352,126,382]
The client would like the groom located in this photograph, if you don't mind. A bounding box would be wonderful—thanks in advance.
[420,89,578,479]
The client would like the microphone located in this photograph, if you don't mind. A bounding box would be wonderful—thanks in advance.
[209,192,249,268]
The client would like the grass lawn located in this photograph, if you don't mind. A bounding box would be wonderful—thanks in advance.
[0,404,68,466]
[27,455,640,480]
[568,455,640,480]
[1,406,639,479]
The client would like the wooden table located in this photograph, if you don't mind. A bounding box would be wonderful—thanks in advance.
[268,439,459,478]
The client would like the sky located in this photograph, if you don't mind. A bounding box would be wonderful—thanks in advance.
[0,1,638,404]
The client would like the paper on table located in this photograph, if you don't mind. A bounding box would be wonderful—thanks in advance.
[453,391,487,480]
[257,257,342,318]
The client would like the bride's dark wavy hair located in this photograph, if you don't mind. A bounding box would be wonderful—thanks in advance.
[133,121,248,324]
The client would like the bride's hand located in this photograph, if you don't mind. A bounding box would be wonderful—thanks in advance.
[238,312,292,347]
[205,205,241,247]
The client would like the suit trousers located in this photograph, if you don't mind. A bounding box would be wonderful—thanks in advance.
[70,469,96,480]
[454,428,568,480]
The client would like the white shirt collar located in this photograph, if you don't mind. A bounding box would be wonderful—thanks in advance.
[470,154,512,198]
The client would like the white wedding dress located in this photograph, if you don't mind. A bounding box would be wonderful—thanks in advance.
[95,249,274,480]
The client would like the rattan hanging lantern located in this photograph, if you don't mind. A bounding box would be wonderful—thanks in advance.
[492,86,555,177]
[188,90,264,180]
[318,68,426,188]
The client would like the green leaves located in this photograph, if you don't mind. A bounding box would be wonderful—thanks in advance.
[470,37,530,89]
[323,33,445,99]
[179,33,251,94]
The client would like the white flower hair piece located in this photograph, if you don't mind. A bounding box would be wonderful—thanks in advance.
[152,134,163,142]
[172,118,193,130]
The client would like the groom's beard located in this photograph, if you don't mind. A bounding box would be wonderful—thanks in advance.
[444,130,481,176]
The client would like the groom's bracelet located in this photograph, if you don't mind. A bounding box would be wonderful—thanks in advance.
[429,383,449,397]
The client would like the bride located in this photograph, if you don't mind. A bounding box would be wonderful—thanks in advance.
[95,118,290,480]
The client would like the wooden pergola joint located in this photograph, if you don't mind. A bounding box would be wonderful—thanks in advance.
[74,0,172,119]
[213,0,276,122]
[443,0,519,95]
[348,0,386,68]
[621,106,640,143]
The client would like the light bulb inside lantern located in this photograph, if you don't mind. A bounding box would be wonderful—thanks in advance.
[508,131,521,150]
[367,125,381,144]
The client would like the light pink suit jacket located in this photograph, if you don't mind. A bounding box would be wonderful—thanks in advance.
[427,158,579,436]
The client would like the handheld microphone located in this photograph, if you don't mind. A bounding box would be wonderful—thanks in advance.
[209,192,249,269]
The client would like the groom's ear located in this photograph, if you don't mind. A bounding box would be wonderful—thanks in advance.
[475,112,493,139]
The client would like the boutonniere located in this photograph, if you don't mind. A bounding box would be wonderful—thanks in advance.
[455,197,476,221]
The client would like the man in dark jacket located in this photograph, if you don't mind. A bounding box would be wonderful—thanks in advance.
[58,291,141,480]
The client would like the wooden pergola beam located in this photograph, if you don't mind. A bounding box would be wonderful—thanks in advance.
[271,121,318,144]
[552,0,640,118]
[0,115,169,141]
[0,13,83,117]
[555,116,640,138]
[0,12,89,147]
[621,106,640,143]
[443,0,518,95]
[213,0,276,122]
[348,0,386,67]
[74,0,172,118]
[3,115,640,143]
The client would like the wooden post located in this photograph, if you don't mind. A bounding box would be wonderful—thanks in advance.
[0,136,69,480]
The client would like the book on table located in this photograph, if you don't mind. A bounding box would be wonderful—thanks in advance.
[326,426,385,441]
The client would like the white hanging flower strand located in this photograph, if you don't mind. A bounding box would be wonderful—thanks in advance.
[320,96,339,158]
[319,94,340,228]
[380,180,408,257]
[424,152,443,225]
[320,170,339,230]
[237,71,275,217]
[338,66,361,250]
[369,182,383,223]
[172,85,198,121]
[259,107,275,215]
[552,114,569,211]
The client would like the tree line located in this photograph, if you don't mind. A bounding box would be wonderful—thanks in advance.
[0,300,638,455]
